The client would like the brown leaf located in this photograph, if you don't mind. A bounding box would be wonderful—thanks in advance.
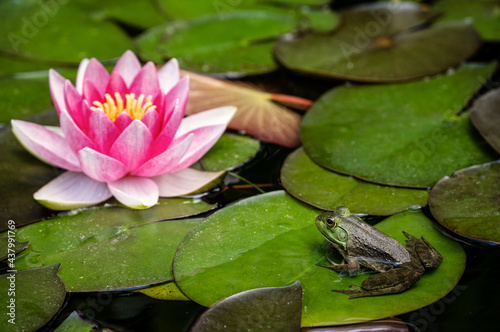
[181,70,307,148]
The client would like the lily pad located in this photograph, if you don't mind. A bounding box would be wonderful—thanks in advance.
[0,0,132,63]
[136,11,296,76]
[281,148,429,215]
[301,63,499,188]
[0,264,66,332]
[54,311,97,332]
[434,0,500,41]
[192,133,260,171]
[183,70,304,147]
[174,191,466,326]
[274,2,481,82]
[136,281,190,301]
[0,233,29,261]
[191,281,302,332]
[471,88,500,154]
[429,161,500,244]
[11,208,208,292]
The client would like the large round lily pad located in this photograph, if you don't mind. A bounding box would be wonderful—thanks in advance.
[471,88,500,154]
[0,264,66,332]
[434,0,500,41]
[281,148,429,215]
[174,191,466,326]
[0,0,132,63]
[136,11,296,76]
[429,161,500,244]
[274,2,481,82]
[11,206,209,292]
[301,63,498,188]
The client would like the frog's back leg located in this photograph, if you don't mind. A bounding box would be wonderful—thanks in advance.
[403,232,443,269]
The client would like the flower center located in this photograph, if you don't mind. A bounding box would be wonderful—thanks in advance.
[91,92,157,122]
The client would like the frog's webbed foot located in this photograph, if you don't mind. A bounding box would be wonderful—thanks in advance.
[403,231,443,269]
[316,255,360,274]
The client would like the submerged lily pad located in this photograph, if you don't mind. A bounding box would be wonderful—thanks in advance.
[301,63,498,188]
[0,0,132,63]
[0,264,66,332]
[434,0,500,41]
[0,234,28,261]
[183,70,303,147]
[192,133,260,171]
[11,208,208,292]
[174,191,465,326]
[274,2,481,82]
[137,281,190,301]
[136,11,296,76]
[281,148,429,215]
[191,282,302,332]
[54,311,97,332]
[471,88,500,154]
[429,161,500,244]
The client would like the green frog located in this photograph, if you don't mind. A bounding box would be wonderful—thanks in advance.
[316,207,442,299]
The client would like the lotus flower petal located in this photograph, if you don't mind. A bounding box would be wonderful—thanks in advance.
[133,134,193,177]
[141,108,161,138]
[112,50,142,87]
[109,120,153,172]
[106,72,128,97]
[75,58,89,95]
[11,120,81,172]
[108,176,159,209]
[60,110,96,153]
[88,109,120,153]
[49,69,67,115]
[162,75,189,125]
[64,81,86,129]
[83,58,110,96]
[34,171,112,210]
[129,62,160,100]
[83,79,103,106]
[158,58,179,94]
[79,147,128,182]
[154,168,224,197]
[114,112,132,132]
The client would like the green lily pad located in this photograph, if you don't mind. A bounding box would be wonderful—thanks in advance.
[429,161,500,244]
[434,0,500,41]
[174,191,466,326]
[191,281,302,332]
[136,11,296,76]
[54,311,97,332]
[0,233,29,261]
[471,88,500,154]
[11,208,209,292]
[192,133,260,172]
[0,0,132,63]
[274,2,481,82]
[136,281,191,301]
[281,148,429,215]
[301,63,499,188]
[0,264,66,332]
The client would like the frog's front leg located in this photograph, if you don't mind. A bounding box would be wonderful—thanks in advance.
[316,256,360,274]
[333,267,422,299]
[403,232,442,269]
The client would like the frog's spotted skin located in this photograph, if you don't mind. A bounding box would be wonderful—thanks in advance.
[316,207,443,299]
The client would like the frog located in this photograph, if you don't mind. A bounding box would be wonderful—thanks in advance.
[315,207,442,299]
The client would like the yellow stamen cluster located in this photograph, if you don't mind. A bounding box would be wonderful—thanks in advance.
[90,92,156,122]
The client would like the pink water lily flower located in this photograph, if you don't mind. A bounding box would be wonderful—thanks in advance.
[12,51,236,210]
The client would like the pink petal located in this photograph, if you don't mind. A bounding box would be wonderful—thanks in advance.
[112,50,142,88]
[109,120,153,172]
[169,106,237,171]
[153,168,224,197]
[83,58,110,97]
[162,75,189,125]
[88,109,120,153]
[64,81,85,129]
[108,176,159,209]
[78,147,128,182]
[83,79,103,106]
[11,120,81,172]
[49,69,67,115]
[106,72,128,97]
[75,58,89,94]
[141,108,160,138]
[34,171,112,210]
[133,134,193,177]
[128,62,160,100]
[60,110,96,153]
[151,99,182,157]
[114,112,132,132]
[158,58,179,94]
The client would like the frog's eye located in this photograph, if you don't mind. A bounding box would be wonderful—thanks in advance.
[326,218,336,227]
